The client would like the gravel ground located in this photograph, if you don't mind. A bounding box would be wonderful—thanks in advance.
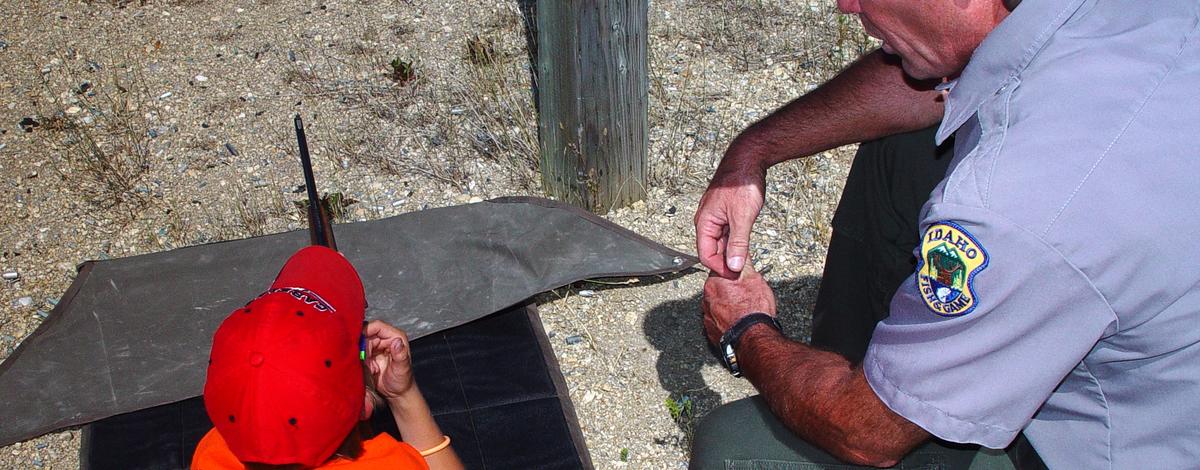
[0,1,871,468]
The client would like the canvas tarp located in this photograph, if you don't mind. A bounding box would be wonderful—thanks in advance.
[0,197,695,447]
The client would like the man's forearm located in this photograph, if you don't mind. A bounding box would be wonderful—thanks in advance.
[729,49,944,170]
[737,324,929,467]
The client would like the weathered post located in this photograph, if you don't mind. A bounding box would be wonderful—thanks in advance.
[537,0,648,213]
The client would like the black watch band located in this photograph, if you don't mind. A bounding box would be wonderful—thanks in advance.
[719,313,782,378]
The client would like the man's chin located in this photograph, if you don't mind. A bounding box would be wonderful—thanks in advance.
[897,60,942,81]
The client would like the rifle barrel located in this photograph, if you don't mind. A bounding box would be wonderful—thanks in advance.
[294,115,336,249]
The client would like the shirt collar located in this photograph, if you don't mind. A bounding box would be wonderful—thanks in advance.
[935,0,1090,144]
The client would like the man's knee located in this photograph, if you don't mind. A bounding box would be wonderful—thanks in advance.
[690,397,760,470]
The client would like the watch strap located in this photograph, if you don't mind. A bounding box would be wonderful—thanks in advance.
[719,313,781,377]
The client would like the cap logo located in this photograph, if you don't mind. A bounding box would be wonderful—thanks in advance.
[917,221,988,317]
[257,287,336,312]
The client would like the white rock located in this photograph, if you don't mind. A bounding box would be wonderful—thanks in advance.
[194,74,208,82]
[17,297,33,307]
[65,106,81,114]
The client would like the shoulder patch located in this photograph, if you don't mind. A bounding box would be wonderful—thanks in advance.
[917,221,989,317]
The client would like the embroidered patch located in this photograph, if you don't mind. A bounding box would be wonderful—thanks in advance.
[917,221,989,317]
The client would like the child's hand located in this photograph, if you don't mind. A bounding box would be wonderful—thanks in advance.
[364,320,416,399]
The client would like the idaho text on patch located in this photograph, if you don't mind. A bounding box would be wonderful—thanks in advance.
[917,221,988,316]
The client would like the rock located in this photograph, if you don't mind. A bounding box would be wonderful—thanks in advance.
[17,296,33,307]
[578,290,596,298]
[0,40,8,50]
[665,205,677,216]
[159,91,173,99]
[2,272,17,280]
[565,335,585,345]
[194,74,208,83]
[224,143,238,156]
[18,117,39,132]
[65,106,81,114]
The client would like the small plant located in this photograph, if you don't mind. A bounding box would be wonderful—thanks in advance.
[388,57,415,84]
[465,34,498,67]
[665,395,693,423]
[665,394,696,449]
[34,61,155,220]
[619,447,629,462]
[293,192,358,223]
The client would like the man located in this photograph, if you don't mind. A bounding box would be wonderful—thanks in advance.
[194,245,463,469]
[692,0,1200,468]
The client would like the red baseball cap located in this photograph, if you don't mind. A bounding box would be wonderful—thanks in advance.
[203,246,366,467]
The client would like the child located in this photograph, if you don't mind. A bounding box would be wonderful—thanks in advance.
[193,246,463,470]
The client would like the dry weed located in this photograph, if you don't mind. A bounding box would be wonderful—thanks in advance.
[31,56,156,221]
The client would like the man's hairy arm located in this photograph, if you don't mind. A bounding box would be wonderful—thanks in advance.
[729,49,944,168]
[738,325,930,467]
[696,50,943,277]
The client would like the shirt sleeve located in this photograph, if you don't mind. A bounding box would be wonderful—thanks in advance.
[863,203,1116,448]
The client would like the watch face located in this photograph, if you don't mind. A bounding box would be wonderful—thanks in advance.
[722,343,740,377]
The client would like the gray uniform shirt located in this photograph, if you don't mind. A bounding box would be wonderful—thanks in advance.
[863,0,1200,468]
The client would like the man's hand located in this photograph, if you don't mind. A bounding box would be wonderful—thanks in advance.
[702,263,777,346]
[695,147,767,278]
[364,320,416,399]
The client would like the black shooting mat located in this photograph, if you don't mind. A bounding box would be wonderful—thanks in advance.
[81,304,590,470]
[0,197,695,448]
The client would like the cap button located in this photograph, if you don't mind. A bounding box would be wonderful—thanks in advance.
[249,352,264,367]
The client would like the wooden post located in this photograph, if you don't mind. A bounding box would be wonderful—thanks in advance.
[537,0,648,214]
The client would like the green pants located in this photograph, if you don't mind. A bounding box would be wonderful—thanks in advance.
[689,396,1015,470]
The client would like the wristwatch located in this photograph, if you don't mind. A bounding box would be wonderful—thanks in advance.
[719,313,782,378]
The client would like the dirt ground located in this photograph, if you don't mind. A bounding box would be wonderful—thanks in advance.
[0,0,871,468]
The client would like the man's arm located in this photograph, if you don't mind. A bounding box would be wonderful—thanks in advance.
[731,49,944,167]
[696,50,944,278]
[701,267,928,467]
[738,326,928,467]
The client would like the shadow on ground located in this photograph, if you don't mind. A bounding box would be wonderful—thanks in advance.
[642,275,823,441]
